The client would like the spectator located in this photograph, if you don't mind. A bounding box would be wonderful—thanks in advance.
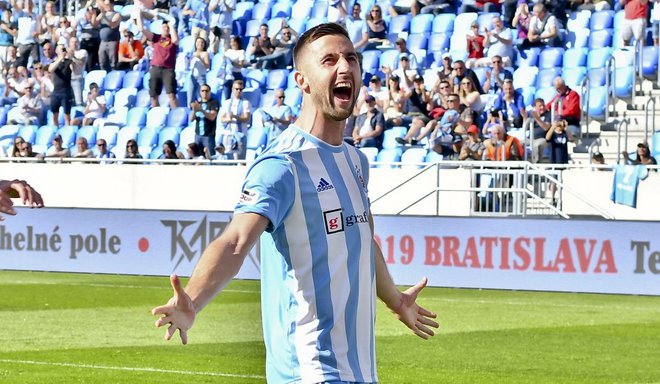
[0,9,16,75]
[124,139,143,160]
[68,37,88,107]
[180,0,210,40]
[208,0,235,53]
[386,54,417,92]
[483,124,524,161]
[384,74,409,126]
[11,136,25,158]
[49,43,75,126]
[418,0,456,15]
[547,77,581,138]
[40,41,56,68]
[220,35,246,100]
[76,5,101,71]
[158,139,184,161]
[2,66,28,105]
[348,2,363,23]
[74,137,94,158]
[138,15,179,109]
[458,76,485,122]
[493,79,526,128]
[117,30,144,70]
[219,79,251,160]
[352,95,385,148]
[263,88,293,142]
[38,1,59,44]
[406,75,432,131]
[18,141,43,160]
[546,119,570,205]
[354,4,388,51]
[190,83,219,156]
[483,56,513,94]
[529,98,551,163]
[465,21,486,67]
[1,45,17,77]
[394,38,419,70]
[450,59,484,95]
[71,82,106,126]
[621,0,649,45]
[460,0,501,14]
[246,23,274,67]
[623,142,658,165]
[429,79,452,119]
[355,75,389,114]
[480,16,514,68]
[437,53,453,81]
[14,0,39,69]
[7,82,42,124]
[459,124,485,160]
[482,108,506,137]
[95,138,116,163]
[93,0,121,72]
[512,2,531,43]
[571,0,612,11]
[187,37,210,107]
[45,134,71,158]
[186,142,206,162]
[518,3,561,50]
[398,93,468,145]
[32,62,53,106]
[256,21,298,70]
[54,17,74,46]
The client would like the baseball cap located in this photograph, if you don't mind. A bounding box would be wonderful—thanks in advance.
[370,74,381,83]
[413,74,423,82]
[442,52,452,60]
[637,142,649,149]
[399,54,409,61]
[365,94,376,103]
[390,74,400,81]
[467,125,479,134]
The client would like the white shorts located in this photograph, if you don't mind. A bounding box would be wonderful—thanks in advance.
[621,18,646,43]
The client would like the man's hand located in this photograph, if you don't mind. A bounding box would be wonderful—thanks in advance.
[152,274,196,344]
[389,277,439,340]
[0,179,44,220]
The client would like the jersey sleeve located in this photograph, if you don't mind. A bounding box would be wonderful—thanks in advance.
[234,155,295,232]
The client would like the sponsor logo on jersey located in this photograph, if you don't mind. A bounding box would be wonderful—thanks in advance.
[317,177,335,192]
[239,189,259,205]
[324,208,344,234]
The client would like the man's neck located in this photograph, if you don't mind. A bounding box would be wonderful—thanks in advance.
[295,106,344,146]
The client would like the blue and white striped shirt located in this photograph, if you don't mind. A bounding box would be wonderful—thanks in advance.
[235,125,377,384]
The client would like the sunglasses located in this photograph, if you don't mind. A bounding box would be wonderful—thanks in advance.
[492,60,502,64]
[201,89,210,92]
[462,81,471,85]
[233,87,244,91]
[448,98,459,102]
[127,143,136,148]
[277,96,285,99]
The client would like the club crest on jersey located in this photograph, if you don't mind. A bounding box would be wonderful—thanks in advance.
[355,165,367,192]
[317,177,335,192]
[323,208,344,234]
[239,189,259,205]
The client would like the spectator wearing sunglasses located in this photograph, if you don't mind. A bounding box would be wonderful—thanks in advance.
[190,83,219,156]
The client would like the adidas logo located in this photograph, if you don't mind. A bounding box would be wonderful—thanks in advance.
[317,178,334,192]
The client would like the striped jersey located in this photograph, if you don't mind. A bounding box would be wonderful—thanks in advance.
[235,125,377,384]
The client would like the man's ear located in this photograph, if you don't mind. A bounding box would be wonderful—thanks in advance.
[294,70,310,93]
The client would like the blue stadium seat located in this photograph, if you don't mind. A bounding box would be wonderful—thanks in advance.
[382,127,407,149]
[401,147,428,168]
[115,126,139,153]
[242,87,262,109]
[266,69,290,90]
[97,125,119,147]
[432,13,455,33]
[57,125,79,149]
[179,126,196,149]
[271,1,292,18]
[652,131,660,159]
[135,89,151,108]
[179,35,195,55]
[126,107,148,127]
[251,2,271,21]
[244,68,267,89]
[389,14,411,36]
[473,67,488,86]
[613,10,624,31]
[425,150,443,163]
[516,48,541,67]
[359,147,379,162]
[105,107,128,126]
[410,14,433,34]
[34,125,57,149]
[245,125,268,161]
[614,66,634,98]
[565,28,590,49]
[158,126,181,148]
[266,18,285,38]
[453,12,477,35]
[103,70,125,93]
[166,107,190,128]
[612,48,635,68]
[284,87,302,112]
[286,70,298,89]
[122,70,143,89]
[411,49,426,69]
[477,12,498,31]
[0,106,8,126]
[641,46,658,77]
[245,20,262,37]
[588,29,613,49]
[407,33,428,50]
[587,47,612,69]
[535,87,557,104]
[287,17,307,35]
[535,68,562,89]
[76,125,98,146]
[233,1,254,19]
[84,70,107,91]
[291,1,313,20]
[113,88,137,110]
[428,33,450,53]
[563,48,588,68]
[519,86,536,107]
[306,17,328,30]
[310,1,329,18]
[346,19,365,44]
[590,10,614,30]
[137,126,159,155]
[0,124,18,152]
[538,48,564,69]
[379,49,399,69]
[587,87,608,119]
[146,106,170,129]
[362,50,382,72]
[376,148,403,168]
[566,10,592,30]
[562,67,587,88]
[17,125,37,144]
[588,67,608,87]
[513,66,539,89]
[260,90,276,108]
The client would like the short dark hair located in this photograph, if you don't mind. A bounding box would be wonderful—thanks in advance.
[534,98,545,105]
[293,23,350,69]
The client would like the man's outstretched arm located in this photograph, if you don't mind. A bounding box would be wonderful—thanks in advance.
[0,179,44,220]
[371,216,439,339]
[152,213,269,344]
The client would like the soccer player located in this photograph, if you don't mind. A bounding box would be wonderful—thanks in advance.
[152,23,439,383]
[0,179,44,220]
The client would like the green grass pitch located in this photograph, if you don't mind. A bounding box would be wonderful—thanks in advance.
[0,270,658,383]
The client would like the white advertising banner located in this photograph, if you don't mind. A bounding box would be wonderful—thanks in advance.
[0,208,260,279]
[2,209,658,295]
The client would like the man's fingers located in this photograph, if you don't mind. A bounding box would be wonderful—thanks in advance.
[417,306,437,319]
[180,329,188,345]
[408,277,428,297]
[170,274,185,298]
[416,322,435,337]
[151,304,172,316]
[165,324,176,341]
[413,327,430,340]
[154,316,171,328]
[418,315,440,329]
[0,195,16,215]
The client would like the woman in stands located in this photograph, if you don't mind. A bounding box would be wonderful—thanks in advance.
[355,4,388,51]
[187,37,210,106]
[384,74,409,127]
[11,136,25,158]
[512,2,531,45]
[458,77,483,134]
[124,139,143,160]
[221,36,246,100]
[38,1,59,45]
[623,142,658,165]
[158,140,184,162]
